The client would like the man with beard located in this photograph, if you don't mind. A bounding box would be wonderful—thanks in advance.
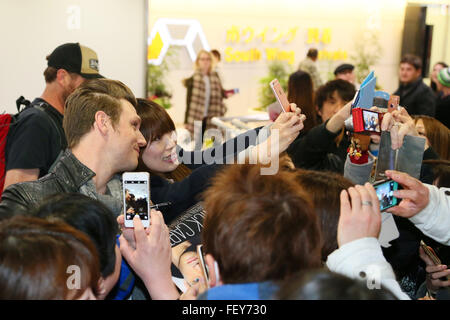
[4,43,103,189]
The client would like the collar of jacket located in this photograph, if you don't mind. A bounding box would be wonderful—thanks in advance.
[399,77,422,91]
[49,149,96,189]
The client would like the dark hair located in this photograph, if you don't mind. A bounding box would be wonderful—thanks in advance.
[307,48,318,59]
[43,65,80,84]
[294,170,354,260]
[288,71,317,133]
[276,269,398,300]
[64,78,136,148]
[431,62,449,92]
[202,163,322,284]
[43,66,58,83]
[414,115,450,161]
[32,193,118,278]
[316,79,356,110]
[0,215,100,299]
[400,54,422,70]
[422,160,450,188]
[135,98,192,181]
[211,49,221,61]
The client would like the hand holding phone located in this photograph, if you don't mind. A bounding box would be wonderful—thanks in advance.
[419,240,450,285]
[270,79,290,112]
[420,240,442,266]
[123,172,150,228]
[373,179,399,212]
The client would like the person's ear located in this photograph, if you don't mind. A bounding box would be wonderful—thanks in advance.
[205,254,222,288]
[94,111,110,135]
[56,69,70,86]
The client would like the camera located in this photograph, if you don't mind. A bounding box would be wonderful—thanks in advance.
[344,107,384,135]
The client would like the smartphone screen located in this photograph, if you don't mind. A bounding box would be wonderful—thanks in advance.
[123,174,150,226]
[196,244,210,288]
[362,109,381,133]
[270,79,290,112]
[374,180,399,212]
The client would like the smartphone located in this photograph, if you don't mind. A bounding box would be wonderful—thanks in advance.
[373,179,399,212]
[196,244,210,288]
[269,79,290,112]
[123,172,150,228]
[420,240,442,265]
[388,95,400,112]
[351,108,384,135]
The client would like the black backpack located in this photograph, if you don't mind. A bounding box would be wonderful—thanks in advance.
[0,96,65,197]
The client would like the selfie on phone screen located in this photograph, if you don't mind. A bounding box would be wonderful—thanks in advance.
[124,181,149,221]
[375,180,398,211]
[363,110,380,133]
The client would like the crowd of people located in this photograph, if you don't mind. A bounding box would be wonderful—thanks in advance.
[0,42,449,301]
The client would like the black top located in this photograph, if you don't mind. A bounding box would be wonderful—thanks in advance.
[5,98,65,178]
[393,78,436,117]
[435,92,450,129]
[287,121,350,174]
[150,164,220,224]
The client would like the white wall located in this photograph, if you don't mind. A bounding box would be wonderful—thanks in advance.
[0,0,147,113]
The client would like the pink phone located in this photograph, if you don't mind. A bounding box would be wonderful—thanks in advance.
[270,79,290,112]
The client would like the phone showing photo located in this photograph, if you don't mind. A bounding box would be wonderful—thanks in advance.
[269,79,290,112]
[123,172,150,228]
[362,109,381,133]
[373,179,399,212]
[196,244,210,288]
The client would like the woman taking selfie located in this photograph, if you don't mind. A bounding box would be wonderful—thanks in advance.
[134,98,305,222]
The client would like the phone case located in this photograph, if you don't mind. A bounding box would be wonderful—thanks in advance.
[420,240,441,265]
[269,79,289,112]
[123,172,150,228]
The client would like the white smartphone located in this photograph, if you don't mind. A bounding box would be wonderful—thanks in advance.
[123,172,150,228]
[269,79,289,112]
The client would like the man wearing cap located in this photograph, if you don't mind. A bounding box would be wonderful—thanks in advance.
[393,54,436,117]
[4,43,103,190]
[334,63,355,84]
[435,66,450,129]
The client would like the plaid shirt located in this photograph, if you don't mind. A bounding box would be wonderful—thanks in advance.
[185,71,226,134]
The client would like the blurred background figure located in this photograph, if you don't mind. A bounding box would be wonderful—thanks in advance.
[298,48,322,91]
[434,67,450,129]
[430,61,448,95]
[334,63,355,84]
[393,54,436,117]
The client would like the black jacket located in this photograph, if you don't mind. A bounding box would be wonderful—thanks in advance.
[0,150,220,224]
[150,164,220,223]
[287,121,350,174]
[393,78,436,117]
[435,92,450,129]
[0,149,95,220]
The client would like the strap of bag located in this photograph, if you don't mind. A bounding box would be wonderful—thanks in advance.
[33,101,67,150]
